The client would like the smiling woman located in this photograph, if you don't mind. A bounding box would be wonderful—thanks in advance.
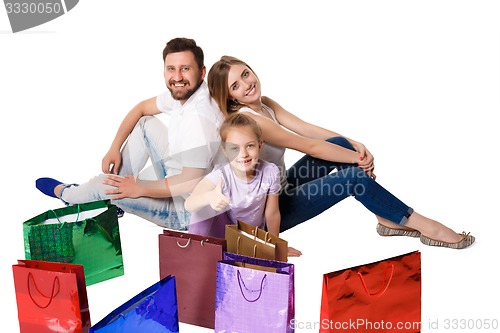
[206,55,475,250]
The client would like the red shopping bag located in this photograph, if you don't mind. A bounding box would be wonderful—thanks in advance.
[319,251,421,333]
[159,229,226,329]
[12,260,91,333]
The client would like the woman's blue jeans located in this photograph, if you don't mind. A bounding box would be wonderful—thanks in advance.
[279,136,413,232]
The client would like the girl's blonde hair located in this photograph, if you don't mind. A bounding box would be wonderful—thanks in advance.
[220,113,262,142]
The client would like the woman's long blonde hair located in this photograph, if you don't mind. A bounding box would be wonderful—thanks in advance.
[207,56,259,117]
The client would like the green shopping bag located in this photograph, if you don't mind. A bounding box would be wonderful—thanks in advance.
[23,200,124,285]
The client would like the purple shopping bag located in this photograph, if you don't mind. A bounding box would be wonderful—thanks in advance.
[215,252,294,333]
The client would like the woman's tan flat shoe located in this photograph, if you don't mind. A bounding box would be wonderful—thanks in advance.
[376,223,421,238]
[420,232,475,249]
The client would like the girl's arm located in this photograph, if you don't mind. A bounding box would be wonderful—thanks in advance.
[184,177,230,213]
[264,194,281,236]
[265,194,303,257]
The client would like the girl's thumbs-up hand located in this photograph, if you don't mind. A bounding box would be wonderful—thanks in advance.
[209,177,230,211]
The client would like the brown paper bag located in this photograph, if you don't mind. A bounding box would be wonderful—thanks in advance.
[159,229,226,329]
[225,220,288,262]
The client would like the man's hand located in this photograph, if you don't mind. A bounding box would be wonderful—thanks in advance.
[102,149,122,174]
[103,174,141,199]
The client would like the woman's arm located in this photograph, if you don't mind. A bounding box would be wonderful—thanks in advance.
[261,96,375,175]
[263,96,342,140]
[243,109,361,165]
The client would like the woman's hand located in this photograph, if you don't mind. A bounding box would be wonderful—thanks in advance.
[288,246,303,257]
[350,140,376,179]
[103,174,142,199]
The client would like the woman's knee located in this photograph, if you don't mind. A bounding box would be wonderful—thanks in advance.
[326,136,354,150]
[337,166,370,185]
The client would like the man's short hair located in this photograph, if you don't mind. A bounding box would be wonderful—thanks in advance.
[162,38,204,70]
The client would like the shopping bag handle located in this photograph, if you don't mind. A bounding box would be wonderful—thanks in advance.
[177,238,191,248]
[251,226,258,240]
[251,227,272,243]
[176,237,212,248]
[236,236,257,257]
[50,205,115,243]
[237,270,267,303]
[357,263,394,297]
[49,204,81,229]
[27,272,60,309]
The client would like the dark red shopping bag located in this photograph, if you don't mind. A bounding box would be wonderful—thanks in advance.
[319,251,421,333]
[12,260,90,333]
[159,229,226,329]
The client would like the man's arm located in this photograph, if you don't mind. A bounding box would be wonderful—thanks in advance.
[102,97,161,174]
[104,166,207,199]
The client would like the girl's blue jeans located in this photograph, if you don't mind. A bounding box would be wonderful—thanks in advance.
[279,136,413,232]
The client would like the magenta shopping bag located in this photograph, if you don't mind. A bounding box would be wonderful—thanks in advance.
[215,252,294,333]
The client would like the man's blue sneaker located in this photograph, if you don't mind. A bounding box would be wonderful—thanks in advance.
[36,177,125,218]
[116,207,125,218]
[36,177,64,198]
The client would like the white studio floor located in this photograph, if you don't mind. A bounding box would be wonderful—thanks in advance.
[1,1,499,332]
[3,194,491,333]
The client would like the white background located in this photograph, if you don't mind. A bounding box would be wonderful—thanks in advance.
[1,1,499,332]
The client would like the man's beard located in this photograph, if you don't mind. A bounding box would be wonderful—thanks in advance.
[168,79,203,101]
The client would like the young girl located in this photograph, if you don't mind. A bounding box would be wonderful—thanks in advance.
[206,55,475,250]
[185,113,301,256]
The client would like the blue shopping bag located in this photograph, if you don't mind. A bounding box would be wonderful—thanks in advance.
[90,275,179,333]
